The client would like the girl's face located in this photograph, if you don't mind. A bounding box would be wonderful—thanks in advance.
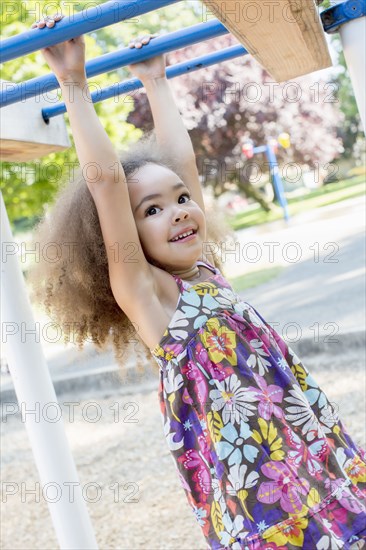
[128,163,206,271]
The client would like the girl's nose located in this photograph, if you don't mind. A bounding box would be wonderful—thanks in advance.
[173,208,189,223]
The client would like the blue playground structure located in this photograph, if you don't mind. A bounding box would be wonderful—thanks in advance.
[242,135,291,221]
[0,19,244,109]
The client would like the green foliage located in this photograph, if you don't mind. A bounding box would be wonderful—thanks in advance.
[330,43,362,157]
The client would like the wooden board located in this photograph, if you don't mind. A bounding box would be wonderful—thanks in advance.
[0,80,70,162]
[0,140,69,162]
[201,0,332,81]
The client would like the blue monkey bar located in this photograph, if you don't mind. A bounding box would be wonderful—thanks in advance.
[42,44,248,120]
[0,19,230,108]
[0,0,180,63]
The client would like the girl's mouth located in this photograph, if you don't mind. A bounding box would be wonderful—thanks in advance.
[170,229,197,243]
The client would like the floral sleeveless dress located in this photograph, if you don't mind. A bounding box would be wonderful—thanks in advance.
[150,260,366,550]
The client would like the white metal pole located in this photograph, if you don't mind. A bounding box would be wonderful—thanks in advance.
[335,2,366,133]
[0,192,98,549]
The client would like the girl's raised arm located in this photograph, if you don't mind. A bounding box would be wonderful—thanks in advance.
[35,16,155,314]
[128,36,206,214]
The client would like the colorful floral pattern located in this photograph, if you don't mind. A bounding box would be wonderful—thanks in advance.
[150,261,366,549]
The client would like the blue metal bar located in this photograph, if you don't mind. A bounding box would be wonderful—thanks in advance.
[253,145,266,154]
[0,0,180,63]
[321,0,366,34]
[0,20,229,107]
[42,44,248,120]
[265,143,290,221]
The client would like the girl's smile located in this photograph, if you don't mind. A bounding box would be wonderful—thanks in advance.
[169,228,198,243]
[170,232,197,243]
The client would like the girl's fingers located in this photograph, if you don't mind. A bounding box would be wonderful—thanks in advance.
[128,34,158,48]
[142,34,158,42]
[31,13,63,29]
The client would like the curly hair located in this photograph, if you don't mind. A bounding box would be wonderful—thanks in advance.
[27,131,236,381]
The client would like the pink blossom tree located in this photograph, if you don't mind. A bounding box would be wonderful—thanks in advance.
[127,34,344,206]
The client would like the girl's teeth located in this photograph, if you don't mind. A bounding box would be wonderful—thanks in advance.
[172,230,193,241]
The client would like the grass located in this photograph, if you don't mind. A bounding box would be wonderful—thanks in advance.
[230,175,366,231]
[227,266,284,293]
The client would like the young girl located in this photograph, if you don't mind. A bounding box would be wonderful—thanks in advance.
[29,15,366,550]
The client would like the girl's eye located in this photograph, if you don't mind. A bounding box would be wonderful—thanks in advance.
[179,192,191,203]
[145,205,160,216]
[145,193,191,216]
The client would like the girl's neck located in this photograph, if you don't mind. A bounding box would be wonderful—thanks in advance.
[171,263,201,281]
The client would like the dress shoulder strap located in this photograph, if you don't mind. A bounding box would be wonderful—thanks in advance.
[196,259,218,275]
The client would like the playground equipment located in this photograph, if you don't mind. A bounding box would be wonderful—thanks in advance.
[1,18,249,161]
[1,19,233,109]
[242,134,291,221]
[0,80,71,161]
[201,0,332,82]
[41,44,248,122]
[1,0,365,547]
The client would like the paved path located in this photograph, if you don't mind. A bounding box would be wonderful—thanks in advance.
[229,194,366,340]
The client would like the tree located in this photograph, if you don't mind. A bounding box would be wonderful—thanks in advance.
[128,33,344,202]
